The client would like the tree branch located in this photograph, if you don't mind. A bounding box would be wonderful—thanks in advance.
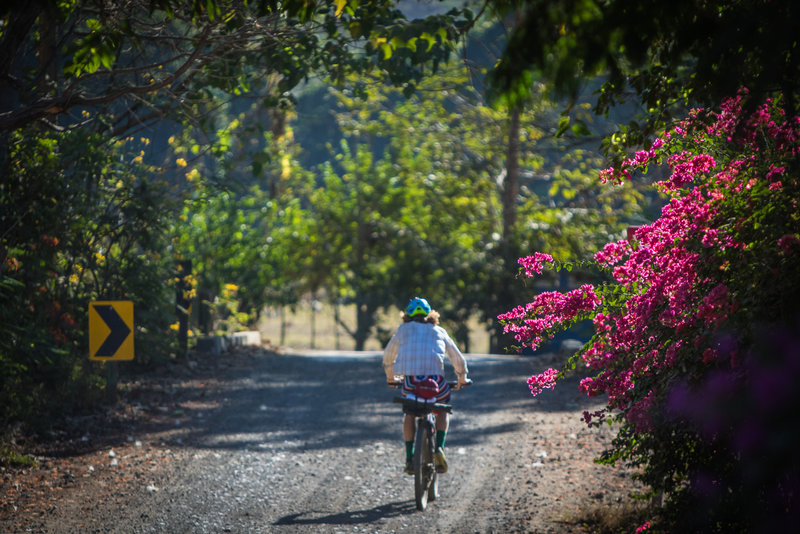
[0,24,212,133]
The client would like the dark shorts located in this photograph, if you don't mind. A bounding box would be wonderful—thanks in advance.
[401,375,451,405]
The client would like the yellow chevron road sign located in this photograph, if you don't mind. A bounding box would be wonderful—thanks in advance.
[89,301,134,361]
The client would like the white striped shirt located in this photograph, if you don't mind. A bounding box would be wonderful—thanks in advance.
[382,321,468,380]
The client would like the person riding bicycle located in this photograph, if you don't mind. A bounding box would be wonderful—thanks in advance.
[383,297,470,476]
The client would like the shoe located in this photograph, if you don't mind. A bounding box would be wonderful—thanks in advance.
[434,447,448,474]
[404,459,414,475]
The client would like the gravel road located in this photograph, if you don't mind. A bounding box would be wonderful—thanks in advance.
[2,348,639,533]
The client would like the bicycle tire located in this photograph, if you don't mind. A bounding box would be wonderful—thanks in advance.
[426,421,440,502]
[414,419,433,511]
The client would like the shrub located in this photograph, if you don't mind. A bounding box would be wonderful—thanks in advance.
[1,127,178,427]
[499,92,800,532]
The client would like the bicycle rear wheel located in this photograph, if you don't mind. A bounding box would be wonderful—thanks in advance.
[427,426,439,502]
[414,420,434,511]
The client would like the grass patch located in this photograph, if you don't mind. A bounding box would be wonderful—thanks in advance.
[559,500,651,534]
[0,443,38,469]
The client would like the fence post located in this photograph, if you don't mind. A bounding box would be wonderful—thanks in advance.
[176,259,192,359]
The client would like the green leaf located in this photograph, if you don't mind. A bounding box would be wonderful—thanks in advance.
[206,0,218,21]
[335,0,347,17]
[556,115,570,137]
[99,48,115,69]
[420,32,435,52]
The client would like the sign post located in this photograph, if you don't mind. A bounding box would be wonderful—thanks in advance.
[176,260,192,359]
[89,300,134,402]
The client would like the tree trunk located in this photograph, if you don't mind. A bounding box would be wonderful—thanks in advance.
[334,300,341,350]
[310,299,316,349]
[492,105,523,354]
[354,300,376,351]
[502,105,521,241]
[280,307,287,346]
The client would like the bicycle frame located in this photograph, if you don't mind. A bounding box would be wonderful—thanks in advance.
[414,407,438,510]
[391,381,459,511]
[393,396,449,510]
[389,378,470,511]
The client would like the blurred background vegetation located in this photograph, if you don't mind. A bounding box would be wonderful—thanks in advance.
[5,0,790,433]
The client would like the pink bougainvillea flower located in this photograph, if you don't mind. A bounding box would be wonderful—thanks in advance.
[778,234,800,254]
[501,90,800,449]
[527,368,559,397]
[594,240,631,267]
[627,391,656,433]
[517,252,554,277]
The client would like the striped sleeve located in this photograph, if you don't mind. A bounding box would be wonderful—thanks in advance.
[441,329,469,378]
[443,329,468,378]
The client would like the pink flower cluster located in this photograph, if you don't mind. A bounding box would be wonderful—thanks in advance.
[527,368,559,396]
[500,91,800,434]
[498,284,601,349]
[517,252,554,277]
[594,240,631,267]
[626,390,656,433]
[778,234,800,254]
[697,283,736,325]
[661,152,716,191]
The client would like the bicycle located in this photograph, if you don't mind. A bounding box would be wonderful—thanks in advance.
[389,379,469,511]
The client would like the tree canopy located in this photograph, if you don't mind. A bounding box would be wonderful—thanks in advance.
[486,0,800,158]
[0,0,472,137]
[0,0,657,429]
[0,0,476,424]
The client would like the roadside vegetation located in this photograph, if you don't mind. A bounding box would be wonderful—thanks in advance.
[2,0,799,531]
[1,0,643,429]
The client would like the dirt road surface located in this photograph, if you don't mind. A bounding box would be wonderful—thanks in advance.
[2,348,638,533]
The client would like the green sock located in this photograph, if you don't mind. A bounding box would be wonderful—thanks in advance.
[435,431,446,450]
[405,441,414,462]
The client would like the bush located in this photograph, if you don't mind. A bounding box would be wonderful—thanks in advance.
[499,92,800,532]
[1,127,178,428]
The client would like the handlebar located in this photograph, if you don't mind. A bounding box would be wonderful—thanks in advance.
[388,378,471,415]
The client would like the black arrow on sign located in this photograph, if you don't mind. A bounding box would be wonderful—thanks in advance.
[93,304,131,357]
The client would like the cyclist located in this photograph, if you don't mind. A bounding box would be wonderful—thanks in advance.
[383,297,470,476]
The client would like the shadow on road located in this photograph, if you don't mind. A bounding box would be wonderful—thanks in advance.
[61,349,596,457]
[170,351,558,453]
[274,500,415,526]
